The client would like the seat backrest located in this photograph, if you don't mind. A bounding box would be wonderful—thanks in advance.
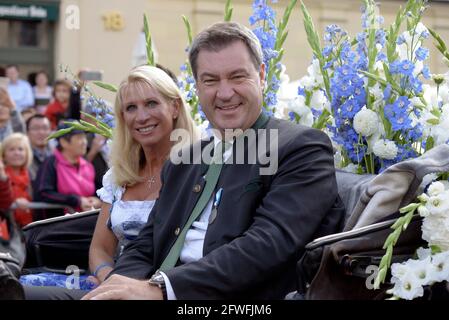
[335,169,375,225]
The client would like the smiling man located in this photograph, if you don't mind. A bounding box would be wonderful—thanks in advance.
[24,22,344,300]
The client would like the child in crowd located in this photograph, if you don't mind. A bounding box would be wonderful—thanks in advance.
[0,133,33,227]
[44,80,71,130]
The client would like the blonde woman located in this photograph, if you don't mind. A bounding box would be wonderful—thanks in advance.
[87,65,199,286]
[1,133,33,227]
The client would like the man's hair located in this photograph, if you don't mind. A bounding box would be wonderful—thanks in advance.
[188,21,263,79]
[111,65,200,187]
[26,114,49,132]
[5,64,19,71]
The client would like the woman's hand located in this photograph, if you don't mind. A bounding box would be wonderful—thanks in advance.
[0,159,7,181]
[0,88,16,110]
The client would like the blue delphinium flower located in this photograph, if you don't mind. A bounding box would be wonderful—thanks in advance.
[415,47,429,61]
[249,0,281,111]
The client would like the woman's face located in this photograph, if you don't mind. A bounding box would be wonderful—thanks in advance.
[60,133,88,158]
[3,142,27,169]
[54,84,70,103]
[36,73,48,87]
[121,81,179,148]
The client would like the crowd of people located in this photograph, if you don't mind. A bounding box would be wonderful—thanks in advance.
[0,64,108,227]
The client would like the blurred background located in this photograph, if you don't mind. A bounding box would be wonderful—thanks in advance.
[1,0,449,102]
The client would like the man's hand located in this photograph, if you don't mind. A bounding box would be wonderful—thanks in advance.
[81,274,163,300]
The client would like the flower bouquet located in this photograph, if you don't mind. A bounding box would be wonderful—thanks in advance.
[296,0,449,174]
[374,173,449,299]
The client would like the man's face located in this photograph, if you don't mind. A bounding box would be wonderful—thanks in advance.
[27,117,51,148]
[6,67,19,83]
[195,41,265,135]
[54,84,71,103]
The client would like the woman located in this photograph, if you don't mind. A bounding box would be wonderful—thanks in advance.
[88,65,199,285]
[0,133,34,227]
[32,122,101,220]
[32,71,53,114]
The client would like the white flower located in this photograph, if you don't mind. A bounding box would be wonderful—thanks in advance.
[429,251,449,282]
[408,256,433,286]
[373,139,398,160]
[427,181,446,197]
[416,247,432,260]
[310,90,330,112]
[424,190,449,216]
[390,263,424,300]
[422,215,449,251]
[415,22,429,37]
[418,205,430,217]
[287,96,313,127]
[353,108,380,137]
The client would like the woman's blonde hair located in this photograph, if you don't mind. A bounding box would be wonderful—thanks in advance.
[111,65,199,186]
[0,132,33,169]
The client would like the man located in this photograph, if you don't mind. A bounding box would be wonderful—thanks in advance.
[5,65,34,113]
[26,114,53,182]
[25,22,344,300]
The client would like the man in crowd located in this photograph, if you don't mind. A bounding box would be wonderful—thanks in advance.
[5,65,34,113]
[26,114,53,182]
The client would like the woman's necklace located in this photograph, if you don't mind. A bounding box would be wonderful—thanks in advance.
[148,175,157,189]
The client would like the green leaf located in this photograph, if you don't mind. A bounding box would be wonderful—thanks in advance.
[93,81,117,93]
[46,127,73,140]
[143,14,155,66]
[224,0,233,21]
[426,118,440,125]
[425,136,435,151]
[182,15,193,45]
[430,245,442,254]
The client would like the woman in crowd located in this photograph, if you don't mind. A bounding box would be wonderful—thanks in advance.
[0,133,33,227]
[88,65,199,285]
[32,122,101,220]
[32,71,53,114]
[44,79,71,130]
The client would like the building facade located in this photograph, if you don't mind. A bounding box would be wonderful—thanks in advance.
[1,0,449,102]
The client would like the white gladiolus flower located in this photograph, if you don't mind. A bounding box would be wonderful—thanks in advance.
[408,257,433,286]
[427,181,446,197]
[353,108,380,137]
[424,191,449,216]
[422,215,449,251]
[390,266,424,300]
[373,139,398,160]
[429,251,449,282]
[416,247,432,260]
[418,205,430,217]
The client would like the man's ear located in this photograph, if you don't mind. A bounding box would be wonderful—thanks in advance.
[259,63,266,89]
